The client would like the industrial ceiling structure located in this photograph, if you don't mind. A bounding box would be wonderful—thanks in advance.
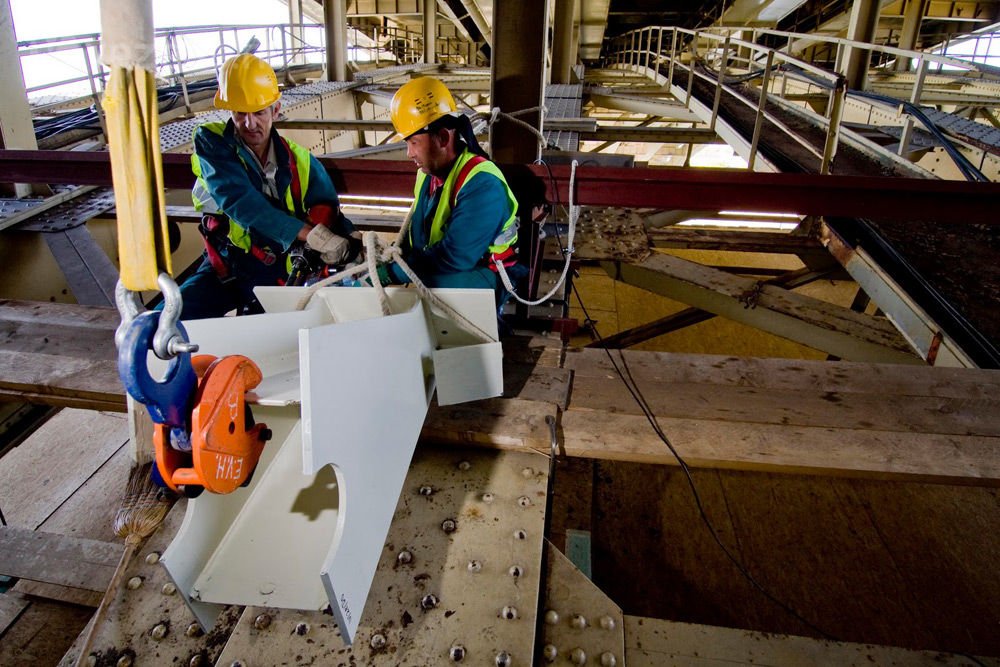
[1,1,1000,665]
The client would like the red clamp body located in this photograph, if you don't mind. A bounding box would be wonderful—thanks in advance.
[154,354,271,496]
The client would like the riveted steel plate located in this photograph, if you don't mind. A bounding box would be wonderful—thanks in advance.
[544,207,652,263]
[540,543,625,666]
[58,503,244,667]
[215,445,549,666]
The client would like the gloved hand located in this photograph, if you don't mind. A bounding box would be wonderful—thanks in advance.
[305,224,350,265]
[364,264,392,286]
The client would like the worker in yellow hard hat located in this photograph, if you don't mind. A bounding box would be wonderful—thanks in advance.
[371,76,519,299]
[175,53,359,319]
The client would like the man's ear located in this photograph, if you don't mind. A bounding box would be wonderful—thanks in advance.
[272,101,282,118]
[432,126,453,148]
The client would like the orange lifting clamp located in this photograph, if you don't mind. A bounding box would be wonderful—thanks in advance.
[154,354,272,497]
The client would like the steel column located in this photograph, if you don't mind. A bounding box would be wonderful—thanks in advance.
[842,0,881,90]
[0,0,38,197]
[423,0,436,63]
[490,0,547,164]
[895,0,929,71]
[324,0,349,82]
[552,0,575,84]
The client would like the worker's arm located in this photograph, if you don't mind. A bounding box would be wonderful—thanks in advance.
[387,173,512,283]
[193,127,303,252]
[302,153,356,238]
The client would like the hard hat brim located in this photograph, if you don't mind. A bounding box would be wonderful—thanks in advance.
[213,89,281,113]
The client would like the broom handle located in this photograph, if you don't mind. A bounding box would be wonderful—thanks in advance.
[74,538,140,667]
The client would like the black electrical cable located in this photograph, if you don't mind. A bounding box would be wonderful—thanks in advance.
[534,173,835,637]
[568,276,836,638]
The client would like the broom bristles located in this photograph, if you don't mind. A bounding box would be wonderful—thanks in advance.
[113,461,172,540]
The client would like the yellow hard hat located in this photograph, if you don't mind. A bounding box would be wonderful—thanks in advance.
[390,76,457,139]
[214,54,280,113]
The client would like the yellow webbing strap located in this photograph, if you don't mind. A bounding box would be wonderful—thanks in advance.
[103,66,171,291]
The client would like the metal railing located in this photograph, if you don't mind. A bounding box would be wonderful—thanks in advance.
[601,25,1000,176]
[18,21,483,110]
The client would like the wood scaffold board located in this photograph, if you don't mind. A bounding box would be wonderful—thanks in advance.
[561,348,1000,484]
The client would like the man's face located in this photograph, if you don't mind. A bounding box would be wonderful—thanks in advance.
[405,129,453,177]
[232,102,280,155]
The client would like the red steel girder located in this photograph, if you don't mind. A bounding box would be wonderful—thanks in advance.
[0,150,997,225]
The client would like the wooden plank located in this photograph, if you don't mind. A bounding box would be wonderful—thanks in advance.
[0,597,92,667]
[0,409,128,529]
[503,363,572,409]
[422,397,557,451]
[565,348,1000,400]
[645,228,826,254]
[560,410,1000,484]
[568,377,1000,437]
[0,350,124,411]
[603,254,920,364]
[0,526,118,591]
[12,581,102,608]
[0,591,30,635]
[624,616,990,666]
[0,300,120,331]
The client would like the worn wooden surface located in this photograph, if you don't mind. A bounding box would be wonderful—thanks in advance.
[580,462,1000,656]
[562,348,1000,483]
[0,527,118,592]
[0,300,123,411]
[625,616,996,666]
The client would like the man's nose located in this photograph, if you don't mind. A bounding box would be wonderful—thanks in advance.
[243,114,258,130]
[406,143,415,159]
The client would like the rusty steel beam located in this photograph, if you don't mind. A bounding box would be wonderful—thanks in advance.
[0,150,998,225]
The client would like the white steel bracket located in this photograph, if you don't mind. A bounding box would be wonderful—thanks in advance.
[157,287,502,644]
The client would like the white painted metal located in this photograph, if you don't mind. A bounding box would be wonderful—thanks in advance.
[156,285,503,646]
[840,246,975,368]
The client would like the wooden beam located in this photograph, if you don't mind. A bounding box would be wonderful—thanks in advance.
[601,254,920,364]
[646,228,826,255]
[587,267,829,349]
[0,526,118,592]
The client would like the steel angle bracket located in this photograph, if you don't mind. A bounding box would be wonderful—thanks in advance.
[156,286,502,645]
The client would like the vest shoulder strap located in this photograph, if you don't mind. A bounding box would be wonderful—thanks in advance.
[278,135,304,218]
[450,155,487,209]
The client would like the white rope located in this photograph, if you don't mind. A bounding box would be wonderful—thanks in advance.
[495,159,579,307]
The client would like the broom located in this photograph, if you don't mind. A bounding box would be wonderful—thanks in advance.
[75,461,173,665]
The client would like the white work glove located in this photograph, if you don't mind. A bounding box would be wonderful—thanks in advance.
[305,224,351,265]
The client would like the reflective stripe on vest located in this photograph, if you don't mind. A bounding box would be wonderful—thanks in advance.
[190,121,312,254]
[411,149,518,256]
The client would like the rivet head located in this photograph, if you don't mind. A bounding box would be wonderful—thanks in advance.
[421,594,439,610]
[188,653,206,667]
[83,655,97,667]
[571,647,587,665]
[571,614,587,629]
[253,614,272,631]
[544,609,559,625]
[513,529,527,540]
[508,565,523,578]
[467,559,482,572]
[186,622,203,637]
[295,622,310,636]
[370,633,386,649]
[495,651,512,667]
[127,576,143,590]
[521,467,534,479]
[543,644,558,661]
[457,460,471,471]
[397,549,413,565]
[418,485,434,496]
[600,615,616,630]
[116,655,133,667]
[441,518,457,534]
[481,492,495,503]
[517,496,531,507]
[500,605,518,620]
[449,644,466,661]
[161,582,177,596]
[601,652,617,667]
[144,551,161,565]
[150,623,169,640]
[230,662,245,667]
